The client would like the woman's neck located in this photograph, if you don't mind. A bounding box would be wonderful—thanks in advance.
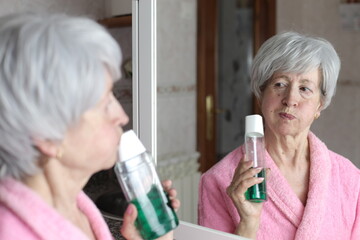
[23,157,95,239]
[23,157,89,213]
[264,130,311,205]
[265,130,310,168]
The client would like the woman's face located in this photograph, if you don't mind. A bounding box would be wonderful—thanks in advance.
[260,68,322,138]
[60,72,129,174]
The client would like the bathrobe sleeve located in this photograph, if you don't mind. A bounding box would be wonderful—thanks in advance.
[198,171,236,233]
[198,147,243,234]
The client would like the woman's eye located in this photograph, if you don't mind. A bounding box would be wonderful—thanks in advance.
[274,82,286,88]
[300,86,312,93]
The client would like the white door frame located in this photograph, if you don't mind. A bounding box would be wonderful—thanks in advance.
[132,0,157,163]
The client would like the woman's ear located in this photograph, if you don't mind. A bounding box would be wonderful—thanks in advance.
[317,100,324,112]
[33,138,59,158]
[315,102,323,120]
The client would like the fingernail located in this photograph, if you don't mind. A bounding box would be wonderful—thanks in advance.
[258,177,265,181]
[125,204,133,215]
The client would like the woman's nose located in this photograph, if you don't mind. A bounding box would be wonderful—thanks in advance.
[117,103,129,127]
[281,87,299,107]
[112,97,129,126]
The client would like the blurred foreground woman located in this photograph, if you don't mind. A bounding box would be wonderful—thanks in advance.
[0,13,179,240]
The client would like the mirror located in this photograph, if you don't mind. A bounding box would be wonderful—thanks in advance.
[96,0,360,237]
[146,0,360,229]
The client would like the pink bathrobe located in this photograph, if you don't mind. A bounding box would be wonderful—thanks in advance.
[0,178,114,240]
[198,132,360,240]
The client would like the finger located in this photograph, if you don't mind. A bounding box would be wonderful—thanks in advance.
[120,204,142,240]
[167,188,177,199]
[231,167,263,187]
[170,198,181,212]
[232,158,253,181]
[161,179,172,191]
[227,176,265,202]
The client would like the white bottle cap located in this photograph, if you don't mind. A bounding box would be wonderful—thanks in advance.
[118,130,146,162]
[245,114,264,137]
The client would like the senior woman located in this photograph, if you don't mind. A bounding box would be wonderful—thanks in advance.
[198,31,360,240]
[0,13,178,240]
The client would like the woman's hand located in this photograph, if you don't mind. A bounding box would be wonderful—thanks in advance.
[161,179,181,212]
[226,157,267,239]
[120,180,180,240]
[120,204,142,240]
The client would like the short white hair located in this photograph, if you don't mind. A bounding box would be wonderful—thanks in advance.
[251,31,340,110]
[0,13,122,180]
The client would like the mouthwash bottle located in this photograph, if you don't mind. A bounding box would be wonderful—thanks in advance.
[114,130,179,239]
[244,114,267,202]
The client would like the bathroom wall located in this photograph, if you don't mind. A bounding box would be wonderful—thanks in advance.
[277,0,360,168]
[156,0,200,223]
[0,0,105,18]
[156,0,198,163]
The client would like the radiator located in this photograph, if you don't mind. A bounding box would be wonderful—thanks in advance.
[157,152,201,224]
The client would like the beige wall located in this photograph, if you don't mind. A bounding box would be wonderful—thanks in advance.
[156,0,198,166]
[277,0,360,168]
[0,0,105,19]
[156,0,200,224]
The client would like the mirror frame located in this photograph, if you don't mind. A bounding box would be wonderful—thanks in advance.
[100,0,158,163]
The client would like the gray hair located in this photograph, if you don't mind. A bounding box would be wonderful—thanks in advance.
[0,13,122,180]
[251,31,340,110]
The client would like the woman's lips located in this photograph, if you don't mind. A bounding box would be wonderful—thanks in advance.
[279,112,295,120]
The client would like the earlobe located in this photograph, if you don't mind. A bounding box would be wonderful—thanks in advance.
[33,138,59,158]
[318,99,324,110]
[315,106,322,120]
[314,112,320,120]
[316,101,323,115]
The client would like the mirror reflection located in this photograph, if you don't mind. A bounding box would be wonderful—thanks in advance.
[157,0,360,239]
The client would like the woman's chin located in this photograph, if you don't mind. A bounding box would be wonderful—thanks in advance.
[273,125,300,137]
[99,156,118,171]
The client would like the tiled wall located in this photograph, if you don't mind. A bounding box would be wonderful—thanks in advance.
[277,0,360,168]
[156,0,199,223]
[156,0,198,164]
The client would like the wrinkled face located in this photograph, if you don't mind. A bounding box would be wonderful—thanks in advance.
[61,72,129,174]
[260,68,322,138]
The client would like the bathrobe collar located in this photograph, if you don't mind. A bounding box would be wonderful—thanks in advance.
[265,132,331,239]
[0,178,113,240]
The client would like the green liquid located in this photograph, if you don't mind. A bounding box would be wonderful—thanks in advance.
[245,169,267,202]
[131,185,179,239]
